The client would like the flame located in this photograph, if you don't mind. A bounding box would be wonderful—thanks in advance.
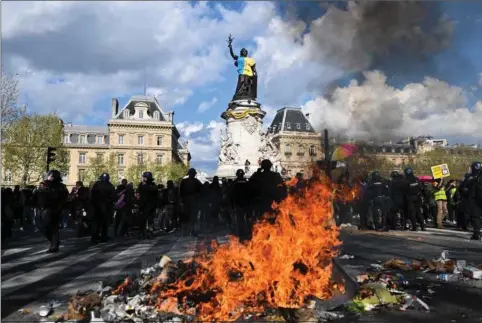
[112,277,131,295]
[153,176,358,321]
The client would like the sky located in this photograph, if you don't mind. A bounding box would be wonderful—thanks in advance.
[2,1,482,175]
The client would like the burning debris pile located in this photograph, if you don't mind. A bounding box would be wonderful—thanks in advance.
[67,178,357,322]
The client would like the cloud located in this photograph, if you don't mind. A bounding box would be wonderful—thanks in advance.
[176,120,225,174]
[2,1,277,121]
[197,97,218,113]
[303,70,482,142]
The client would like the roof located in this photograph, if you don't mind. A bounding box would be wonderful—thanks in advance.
[268,107,316,134]
[116,96,167,121]
[64,124,108,134]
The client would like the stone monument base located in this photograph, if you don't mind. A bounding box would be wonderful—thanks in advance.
[215,99,265,179]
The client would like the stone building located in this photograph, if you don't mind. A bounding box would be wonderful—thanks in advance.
[63,95,189,187]
[268,107,322,177]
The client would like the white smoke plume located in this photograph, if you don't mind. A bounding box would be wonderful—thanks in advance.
[303,70,482,142]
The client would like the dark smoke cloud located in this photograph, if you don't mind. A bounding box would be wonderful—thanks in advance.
[301,1,455,74]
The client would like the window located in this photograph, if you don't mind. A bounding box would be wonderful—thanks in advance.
[118,135,124,144]
[4,169,12,184]
[117,170,124,180]
[78,169,86,182]
[306,124,311,131]
[63,134,70,144]
[117,153,124,165]
[137,153,144,165]
[153,111,160,120]
[80,135,87,144]
[284,143,292,154]
[96,136,104,144]
[286,122,291,130]
[157,136,163,146]
[123,109,130,119]
[138,135,144,145]
[156,154,163,165]
[139,110,144,119]
[296,123,301,130]
[298,144,305,155]
[79,152,86,164]
[309,145,316,156]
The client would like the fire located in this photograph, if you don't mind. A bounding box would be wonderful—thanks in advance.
[154,176,358,321]
[112,277,132,295]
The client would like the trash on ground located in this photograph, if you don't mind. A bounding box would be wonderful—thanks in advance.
[463,266,482,280]
[339,254,355,259]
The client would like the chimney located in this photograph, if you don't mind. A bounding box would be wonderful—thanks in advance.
[112,98,119,118]
[168,111,175,123]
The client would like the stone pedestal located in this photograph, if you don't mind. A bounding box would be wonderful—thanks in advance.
[215,99,266,178]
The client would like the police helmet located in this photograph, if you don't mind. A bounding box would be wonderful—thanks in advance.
[47,169,62,181]
[261,159,272,170]
[142,171,153,182]
[471,161,481,175]
[187,168,197,176]
[99,173,110,182]
[390,170,400,179]
[236,169,245,177]
[404,167,413,177]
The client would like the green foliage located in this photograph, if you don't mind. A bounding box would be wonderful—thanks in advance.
[125,160,188,185]
[412,147,482,179]
[2,114,69,186]
[84,152,118,184]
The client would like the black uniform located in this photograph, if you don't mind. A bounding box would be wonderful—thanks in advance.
[365,179,389,230]
[464,171,482,240]
[231,176,251,240]
[138,180,159,238]
[403,175,426,231]
[388,176,405,230]
[43,179,69,252]
[91,180,115,242]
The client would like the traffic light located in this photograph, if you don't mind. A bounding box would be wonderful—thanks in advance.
[46,147,56,172]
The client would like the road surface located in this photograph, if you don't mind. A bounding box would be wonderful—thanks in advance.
[2,227,481,322]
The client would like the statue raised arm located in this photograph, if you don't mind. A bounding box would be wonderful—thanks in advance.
[227,34,258,101]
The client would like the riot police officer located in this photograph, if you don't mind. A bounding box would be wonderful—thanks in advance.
[365,171,389,231]
[403,167,426,231]
[388,171,404,230]
[90,173,115,243]
[43,170,69,253]
[464,162,482,240]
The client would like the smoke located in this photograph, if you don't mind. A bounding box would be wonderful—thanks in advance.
[303,70,482,142]
[291,1,455,74]
[275,1,465,141]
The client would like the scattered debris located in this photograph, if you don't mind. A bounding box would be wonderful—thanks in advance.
[339,254,355,259]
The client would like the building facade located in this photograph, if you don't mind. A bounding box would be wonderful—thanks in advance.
[268,107,323,177]
[64,95,189,187]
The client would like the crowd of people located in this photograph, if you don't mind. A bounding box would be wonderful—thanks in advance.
[2,159,481,253]
[1,159,287,253]
[350,162,482,241]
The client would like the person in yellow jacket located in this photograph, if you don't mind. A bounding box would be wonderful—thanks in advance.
[432,178,447,228]
[446,180,458,224]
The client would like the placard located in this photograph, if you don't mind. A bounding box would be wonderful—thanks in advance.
[431,163,450,179]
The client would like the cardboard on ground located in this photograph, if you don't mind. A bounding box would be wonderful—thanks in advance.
[431,163,450,179]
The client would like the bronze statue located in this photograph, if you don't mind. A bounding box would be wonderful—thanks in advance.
[227,34,257,101]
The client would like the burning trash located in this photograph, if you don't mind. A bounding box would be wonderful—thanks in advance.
[66,177,357,322]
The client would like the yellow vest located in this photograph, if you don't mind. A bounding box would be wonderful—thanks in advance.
[434,187,447,201]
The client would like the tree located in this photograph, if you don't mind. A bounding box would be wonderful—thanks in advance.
[84,152,119,184]
[1,67,22,132]
[413,147,482,179]
[343,144,396,179]
[125,159,188,186]
[2,114,69,186]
